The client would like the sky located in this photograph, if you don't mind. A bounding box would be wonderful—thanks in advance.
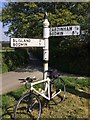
[0,1,9,41]
[0,21,9,41]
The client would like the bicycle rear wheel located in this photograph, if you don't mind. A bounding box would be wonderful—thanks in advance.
[51,77,66,104]
[14,92,41,120]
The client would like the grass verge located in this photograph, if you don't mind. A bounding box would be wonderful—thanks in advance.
[1,77,90,119]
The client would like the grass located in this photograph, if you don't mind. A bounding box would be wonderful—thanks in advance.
[0,48,15,53]
[1,77,90,119]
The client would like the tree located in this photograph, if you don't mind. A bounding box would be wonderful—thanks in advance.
[2,2,90,75]
[2,2,89,38]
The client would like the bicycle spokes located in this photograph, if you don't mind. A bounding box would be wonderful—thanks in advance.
[14,93,41,120]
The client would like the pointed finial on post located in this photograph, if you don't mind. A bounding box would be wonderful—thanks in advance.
[44,12,48,19]
[43,12,49,28]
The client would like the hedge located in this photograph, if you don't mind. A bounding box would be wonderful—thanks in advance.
[2,48,29,72]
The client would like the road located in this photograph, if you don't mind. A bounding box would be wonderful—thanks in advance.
[0,57,43,95]
[0,57,88,95]
[0,70,43,95]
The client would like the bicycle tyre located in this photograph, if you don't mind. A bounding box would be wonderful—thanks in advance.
[14,92,41,120]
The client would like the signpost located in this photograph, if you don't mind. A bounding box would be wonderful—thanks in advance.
[50,25,80,36]
[10,12,81,103]
[10,12,80,80]
[11,38,44,47]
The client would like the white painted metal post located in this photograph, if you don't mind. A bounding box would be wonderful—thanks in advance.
[43,12,50,79]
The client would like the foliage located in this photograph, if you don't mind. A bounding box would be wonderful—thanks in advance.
[63,77,89,88]
[2,95,15,110]
[49,36,90,76]
[1,2,90,76]
[2,86,27,118]
[2,63,8,73]
[7,86,27,100]
[2,2,89,38]
[2,48,29,72]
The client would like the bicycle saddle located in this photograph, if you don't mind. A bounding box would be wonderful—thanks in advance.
[46,69,60,79]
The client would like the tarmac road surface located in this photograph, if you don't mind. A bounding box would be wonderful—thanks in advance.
[0,56,88,95]
[0,70,43,95]
[0,56,43,95]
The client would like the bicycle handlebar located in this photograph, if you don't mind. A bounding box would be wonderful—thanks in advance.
[19,76,36,84]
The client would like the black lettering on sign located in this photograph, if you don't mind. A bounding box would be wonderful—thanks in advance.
[60,32,63,35]
[24,39,26,42]
[72,31,74,35]
[21,43,23,46]
[24,39,31,42]
[56,28,59,31]
[57,32,59,35]
[61,28,63,31]
[77,32,79,35]
[63,27,66,31]
[13,43,15,46]
[13,39,16,42]
[29,39,31,42]
[69,27,72,30]
[75,26,79,30]
[25,43,27,46]
[15,43,17,46]
[39,39,41,46]
[53,32,55,36]
[18,43,20,46]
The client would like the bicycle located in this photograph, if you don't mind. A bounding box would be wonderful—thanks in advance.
[14,69,66,120]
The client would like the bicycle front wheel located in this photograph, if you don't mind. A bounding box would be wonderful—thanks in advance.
[14,92,41,120]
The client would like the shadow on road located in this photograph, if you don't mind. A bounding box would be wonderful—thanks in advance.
[14,59,43,73]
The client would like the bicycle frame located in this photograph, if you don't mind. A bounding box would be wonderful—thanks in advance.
[31,78,61,100]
